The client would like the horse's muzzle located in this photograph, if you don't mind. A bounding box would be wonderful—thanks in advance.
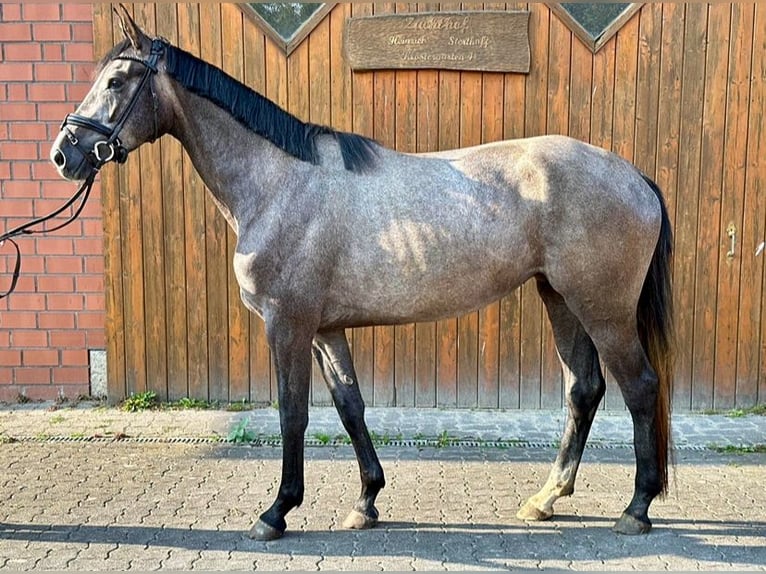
[50,136,92,182]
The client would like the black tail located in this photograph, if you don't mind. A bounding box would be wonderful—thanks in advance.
[637,173,674,494]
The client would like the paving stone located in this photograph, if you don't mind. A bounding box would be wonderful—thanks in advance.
[0,407,765,570]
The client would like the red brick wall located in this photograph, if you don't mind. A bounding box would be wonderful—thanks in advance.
[0,4,103,402]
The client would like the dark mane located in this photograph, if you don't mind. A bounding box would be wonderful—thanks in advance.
[163,44,378,173]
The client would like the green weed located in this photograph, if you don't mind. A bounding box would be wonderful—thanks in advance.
[334,433,352,445]
[713,444,766,455]
[227,419,256,444]
[370,431,395,446]
[121,391,158,412]
[313,432,331,445]
[226,399,253,412]
[703,405,766,417]
[170,397,212,410]
[436,430,457,448]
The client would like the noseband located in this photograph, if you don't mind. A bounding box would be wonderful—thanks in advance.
[61,37,167,170]
[0,38,167,300]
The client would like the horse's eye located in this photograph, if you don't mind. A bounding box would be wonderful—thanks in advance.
[107,77,124,91]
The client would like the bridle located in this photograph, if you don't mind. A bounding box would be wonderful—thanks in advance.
[0,38,167,300]
[61,37,167,170]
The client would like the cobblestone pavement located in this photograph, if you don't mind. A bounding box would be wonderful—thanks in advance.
[2,404,765,449]
[0,405,764,571]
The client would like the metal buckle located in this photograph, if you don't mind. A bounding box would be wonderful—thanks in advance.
[94,140,117,164]
[65,128,79,147]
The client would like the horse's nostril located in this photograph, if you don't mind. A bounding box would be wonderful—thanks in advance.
[52,149,66,168]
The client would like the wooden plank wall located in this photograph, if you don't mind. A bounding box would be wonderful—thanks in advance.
[93,3,766,410]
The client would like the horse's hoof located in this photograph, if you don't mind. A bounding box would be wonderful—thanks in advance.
[516,501,553,522]
[249,519,285,541]
[613,512,652,535]
[342,509,379,530]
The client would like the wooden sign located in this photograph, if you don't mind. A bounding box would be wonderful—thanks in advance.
[344,11,530,73]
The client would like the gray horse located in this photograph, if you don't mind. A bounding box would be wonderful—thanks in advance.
[51,6,673,541]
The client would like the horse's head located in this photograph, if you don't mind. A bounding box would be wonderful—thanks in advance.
[51,5,172,181]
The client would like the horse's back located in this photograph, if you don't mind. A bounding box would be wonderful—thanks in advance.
[413,134,663,275]
[318,135,662,328]
[444,135,662,251]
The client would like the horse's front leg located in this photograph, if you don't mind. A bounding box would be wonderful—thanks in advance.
[249,318,314,541]
[312,329,385,530]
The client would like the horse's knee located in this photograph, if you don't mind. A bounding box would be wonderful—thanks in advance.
[281,408,309,439]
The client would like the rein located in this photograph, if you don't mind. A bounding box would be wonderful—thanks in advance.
[0,38,167,300]
[0,172,96,300]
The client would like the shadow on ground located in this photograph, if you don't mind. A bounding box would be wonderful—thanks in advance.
[1,515,764,570]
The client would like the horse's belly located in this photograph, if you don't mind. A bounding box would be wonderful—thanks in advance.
[322,250,534,328]
[321,177,538,328]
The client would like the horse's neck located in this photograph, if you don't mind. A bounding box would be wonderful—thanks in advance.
[168,88,294,233]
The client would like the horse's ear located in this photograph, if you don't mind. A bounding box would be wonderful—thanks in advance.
[115,4,148,52]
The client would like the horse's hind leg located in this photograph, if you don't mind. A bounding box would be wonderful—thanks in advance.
[517,278,606,522]
[313,329,385,530]
[591,326,664,535]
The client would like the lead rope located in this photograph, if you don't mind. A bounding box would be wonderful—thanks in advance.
[0,170,97,300]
